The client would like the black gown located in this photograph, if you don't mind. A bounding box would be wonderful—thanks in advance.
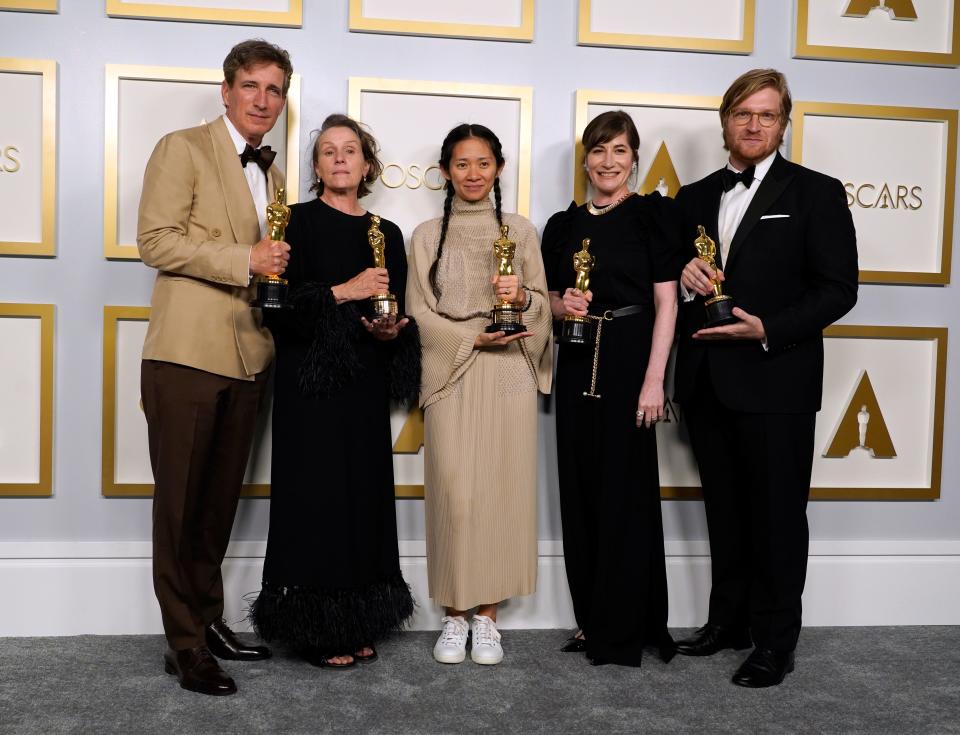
[250,198,418,655]
[541,192,683,666]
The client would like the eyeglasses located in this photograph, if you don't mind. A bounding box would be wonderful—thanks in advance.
[730,110,782,127]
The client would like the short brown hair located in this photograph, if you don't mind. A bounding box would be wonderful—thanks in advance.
[223,39,293,96]
[310,114,383,199]
[719,68,792,127]
[581,110,640,164]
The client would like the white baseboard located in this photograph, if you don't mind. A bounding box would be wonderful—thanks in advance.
[1,541,958,636]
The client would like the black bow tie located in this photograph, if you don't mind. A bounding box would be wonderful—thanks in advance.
[721,165,756,192]
[240,143,276,173]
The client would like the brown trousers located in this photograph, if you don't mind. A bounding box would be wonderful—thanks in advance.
[141,359,267,650]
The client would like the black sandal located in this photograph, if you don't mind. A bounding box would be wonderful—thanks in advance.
[305,650,356,669]
[354,645,378,663]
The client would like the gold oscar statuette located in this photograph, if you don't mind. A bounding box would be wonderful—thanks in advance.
[485,224,525,335]
[367,214,398,320]
[251,187,293,310]
[694,225,737,327]
[558,238,596,345]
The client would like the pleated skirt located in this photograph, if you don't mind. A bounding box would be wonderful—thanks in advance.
[423,349,539,610]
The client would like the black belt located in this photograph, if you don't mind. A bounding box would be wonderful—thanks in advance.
[589,304,644,319]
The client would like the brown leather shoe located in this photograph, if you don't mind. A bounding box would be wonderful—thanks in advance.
[163,646,237,696]
[205,619,271,661]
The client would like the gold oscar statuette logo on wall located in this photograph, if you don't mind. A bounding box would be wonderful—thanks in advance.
[843,0,918,20]
[639,142,681,198]
[823,370,897,458]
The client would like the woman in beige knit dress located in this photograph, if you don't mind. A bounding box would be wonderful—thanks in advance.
[407,124,552,665]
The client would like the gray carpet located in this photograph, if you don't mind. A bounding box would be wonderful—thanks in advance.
[1,628,958,734]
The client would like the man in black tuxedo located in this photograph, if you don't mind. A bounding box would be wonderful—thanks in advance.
[672,69,858,687]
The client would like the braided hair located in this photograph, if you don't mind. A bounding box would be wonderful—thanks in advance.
[429,123,506,292]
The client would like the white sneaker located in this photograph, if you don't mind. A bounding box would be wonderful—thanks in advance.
[470,615,503,665]
[433,615,469,664]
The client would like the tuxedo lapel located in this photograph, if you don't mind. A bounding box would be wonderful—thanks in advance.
[701,170,725,269]
[209,116,259,243]
[725,153,795,272]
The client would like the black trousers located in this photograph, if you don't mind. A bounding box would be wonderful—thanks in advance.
[141,359,267,650]
[684,362,816,652]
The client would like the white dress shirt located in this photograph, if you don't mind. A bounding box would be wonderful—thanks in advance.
[223,115,269,240]
[717,150,777,267]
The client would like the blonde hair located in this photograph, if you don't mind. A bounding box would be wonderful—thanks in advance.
[719,68,792,127]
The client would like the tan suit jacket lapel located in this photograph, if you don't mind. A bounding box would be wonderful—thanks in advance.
[209,116,260,244]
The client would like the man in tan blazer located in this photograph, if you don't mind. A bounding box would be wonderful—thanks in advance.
[137,39,292,697]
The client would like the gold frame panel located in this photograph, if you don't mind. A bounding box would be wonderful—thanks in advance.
[662,325,947,501]
[0,303,54,497]
[0,0,57,11]
[348,0,534,41]
[578,0,755,53]
[0,58,57,257]
[795,0,960,66]
[101,306,269,497]
[791,101,957,284]
[573,90,721,203]
[103,64,301,260]
[105,0,301,26]
[348,77,534,218]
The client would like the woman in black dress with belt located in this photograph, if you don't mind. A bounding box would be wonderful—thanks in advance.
[542,110,683,666]
[251,114,417,668]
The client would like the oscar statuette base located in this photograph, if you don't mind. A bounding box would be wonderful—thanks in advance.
[251,276,292,310]
[703,294,737,327]
[487,303,525,335]
[371,293,398,320]
[558,315,594,345]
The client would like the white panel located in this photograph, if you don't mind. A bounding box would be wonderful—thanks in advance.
[801,115,946,274]
[362,0,522,26]
[116,0,291,10]
[115,320,152,484]
[591,0,744,41]
[814,336,937,488]
[805,0,953,54]
[587,102,728,196]
[357,91,521,243]
[0,316,41,483]
[0,71,43,244]
[117,77,288,247]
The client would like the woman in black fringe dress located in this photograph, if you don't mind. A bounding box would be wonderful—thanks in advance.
[250,114,418,668]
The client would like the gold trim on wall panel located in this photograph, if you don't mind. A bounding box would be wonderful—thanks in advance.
[348,77,533,218]
[791,102,957,284]
[348,0,534,41]
[0,0,57,11]
[0,58,57,257]
[795,0,960,66]
[105,0,301,27]
[578,0,755,53]
[103,64,301,260]
[101,306,270,497]
[0,303,54,497]
[573,90,721,203]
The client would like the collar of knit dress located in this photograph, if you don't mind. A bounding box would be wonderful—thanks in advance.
[451,196,495,215]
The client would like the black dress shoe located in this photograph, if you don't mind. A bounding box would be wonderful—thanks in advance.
[675,624,752,656]
[732,648,795,688]
[205,619,271,661]
[560,636,587,653]
[164,646,237,696]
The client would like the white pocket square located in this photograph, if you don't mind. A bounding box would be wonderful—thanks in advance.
[760,214,790,220]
